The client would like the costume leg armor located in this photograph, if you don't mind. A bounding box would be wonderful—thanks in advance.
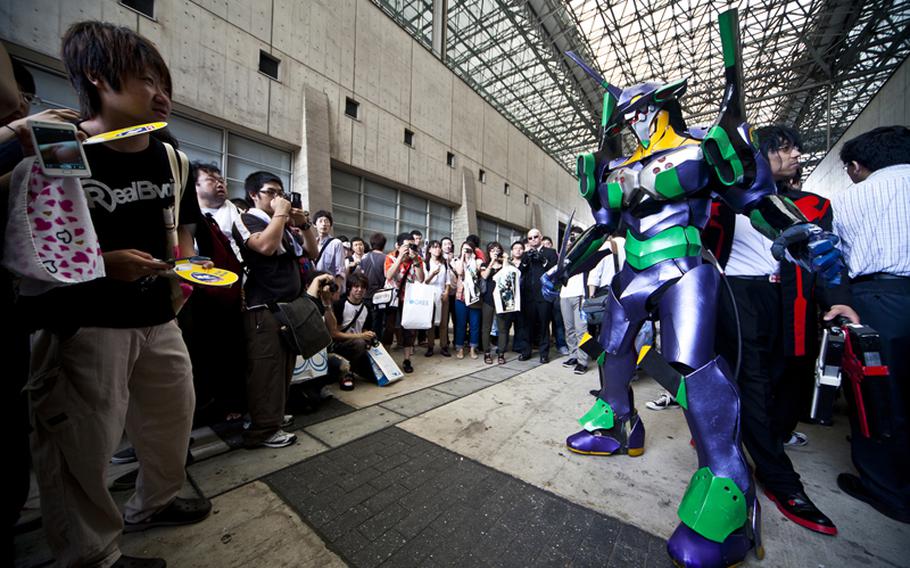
[656,265,760,567]
[566,271,646,457]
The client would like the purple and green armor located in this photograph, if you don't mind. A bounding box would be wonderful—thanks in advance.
[543,9,844,568]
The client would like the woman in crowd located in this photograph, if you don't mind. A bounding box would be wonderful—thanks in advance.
[452,241,483,359]
[441,236,457,342]
[479,241,505,364]
[494,240,527,359]
[424,240,453,357]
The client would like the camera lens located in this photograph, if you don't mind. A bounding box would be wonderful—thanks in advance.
[328,282,339,293]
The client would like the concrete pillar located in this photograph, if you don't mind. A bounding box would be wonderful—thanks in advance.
[295,85,333,213]
[431,0,448,61]
[453,166,477,245]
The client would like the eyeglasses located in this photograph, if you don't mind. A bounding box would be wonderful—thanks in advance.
[258,188,285,198]
[21,93,43,106]
[528,235,541,240]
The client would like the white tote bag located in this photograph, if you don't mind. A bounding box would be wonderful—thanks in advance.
[493,264,521,314]
[2,157,104,295]
[291,348,329,384]
[367,343,404,386]
[400,281,435,330]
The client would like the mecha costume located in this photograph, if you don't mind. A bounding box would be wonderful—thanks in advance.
[541,10,844,568]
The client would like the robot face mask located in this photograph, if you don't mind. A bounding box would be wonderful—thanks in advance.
[604,79,688,150]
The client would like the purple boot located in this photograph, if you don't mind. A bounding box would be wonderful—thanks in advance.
[566,400,645,456]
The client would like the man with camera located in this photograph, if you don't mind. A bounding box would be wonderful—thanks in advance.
[234,171,321,449]
[519,228,559,363]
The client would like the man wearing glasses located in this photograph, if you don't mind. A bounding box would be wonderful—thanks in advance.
[519,228,558,363]
[234,171,316,448]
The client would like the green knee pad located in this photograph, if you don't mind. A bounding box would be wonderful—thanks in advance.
[578,399,615,432]
[678,467,747,543]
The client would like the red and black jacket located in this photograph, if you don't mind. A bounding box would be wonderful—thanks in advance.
[703,191,837,358]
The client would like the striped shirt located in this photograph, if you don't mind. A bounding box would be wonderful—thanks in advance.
[831,164,910,279]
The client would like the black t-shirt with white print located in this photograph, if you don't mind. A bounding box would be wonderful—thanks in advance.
[26,137,201,331]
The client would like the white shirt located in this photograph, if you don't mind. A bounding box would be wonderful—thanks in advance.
[200,201,243,261]
[832,164,910,278]
[588,237,626,289]
[340,300,368,334]
[725,215,779,277]
[425,258,453,297]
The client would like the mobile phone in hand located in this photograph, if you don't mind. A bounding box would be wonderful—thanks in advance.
[291,192,302,209]
[29,120,92,177]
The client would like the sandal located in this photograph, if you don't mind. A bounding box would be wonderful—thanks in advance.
[340,373,355,391]
[470,347,479,359]
[484,352,493,364]
[497,354,506,365]
[456,348,464,359]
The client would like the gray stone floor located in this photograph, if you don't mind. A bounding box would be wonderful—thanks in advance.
[266,427,671,568]
[13,347,910,568]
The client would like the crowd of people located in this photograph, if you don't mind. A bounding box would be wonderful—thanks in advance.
[2,19,908,568]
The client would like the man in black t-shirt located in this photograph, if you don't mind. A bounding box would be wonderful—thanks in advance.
[25,23,210,568]
[234,170,316,449]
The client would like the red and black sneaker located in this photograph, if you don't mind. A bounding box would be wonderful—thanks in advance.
[763,488,837,535]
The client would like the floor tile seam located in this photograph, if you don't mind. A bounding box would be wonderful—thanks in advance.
[345,364,525,418]
[383,426,667,543]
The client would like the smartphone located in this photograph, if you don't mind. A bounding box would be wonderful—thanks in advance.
[28,120,92,178]
[290,192,302,209]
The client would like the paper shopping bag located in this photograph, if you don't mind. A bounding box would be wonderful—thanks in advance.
[367,343,403,386]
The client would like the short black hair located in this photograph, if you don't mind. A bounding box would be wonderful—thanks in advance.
[369,232,387,251]
[351,237,365,247]
[395,232,412,247]
[190,161,221,183]
[230,198,250,212]
[755,125,803,158]
[313,210,333,225]
[511,240,524,249]
[466,234,480,248]
[840,126,910,172]
[62,21,172,119]
[348,273,368,290]
[244,171,283,197]
[11,59,35,95]
[410,229,423,238]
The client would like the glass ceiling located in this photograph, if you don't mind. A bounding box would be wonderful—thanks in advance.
[371,0,910,175]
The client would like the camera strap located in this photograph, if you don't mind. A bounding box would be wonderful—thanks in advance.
[315,237,337,265]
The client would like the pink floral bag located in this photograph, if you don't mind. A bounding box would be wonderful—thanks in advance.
[2,157,104,295]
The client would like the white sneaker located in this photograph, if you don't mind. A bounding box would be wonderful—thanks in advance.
[784,431,808,447]
[645,393,680,411]
[261,430,297,448]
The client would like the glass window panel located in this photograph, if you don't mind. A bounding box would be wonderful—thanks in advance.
[228,134,292,172]
[26,66,78,111]
[332,170,361,192]
[332,207,360,228]
[429,201,450,218]
[399,192,426,211]
[364,195,397,218]
[227,156,291,195]
[400,207,426,228]
[168,116,223,152]
[333,187,360,210]
[364,215,397,239]
[335,224,360,240]
[364,180,396,202]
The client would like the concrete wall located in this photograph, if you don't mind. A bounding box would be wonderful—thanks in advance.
[0,0,592,239]
[803,55,910,198]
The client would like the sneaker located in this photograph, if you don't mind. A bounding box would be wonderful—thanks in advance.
[261,429,297,449]
[111,447,137,465]
[281,414,295,429]
[123,496,212,533]
[574,363,587,375]
[784,431,808,447]
[557,346,570,356]
[403,359,414,373]
[562,357,578,368]
[645,393,680,411]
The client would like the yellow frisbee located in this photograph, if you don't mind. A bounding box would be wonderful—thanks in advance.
[173,264,239,287]
[83,122,167,145]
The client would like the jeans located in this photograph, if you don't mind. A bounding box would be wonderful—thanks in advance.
[454,299,481,347]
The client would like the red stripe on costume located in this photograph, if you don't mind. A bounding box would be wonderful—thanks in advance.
[793,267,806,356]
